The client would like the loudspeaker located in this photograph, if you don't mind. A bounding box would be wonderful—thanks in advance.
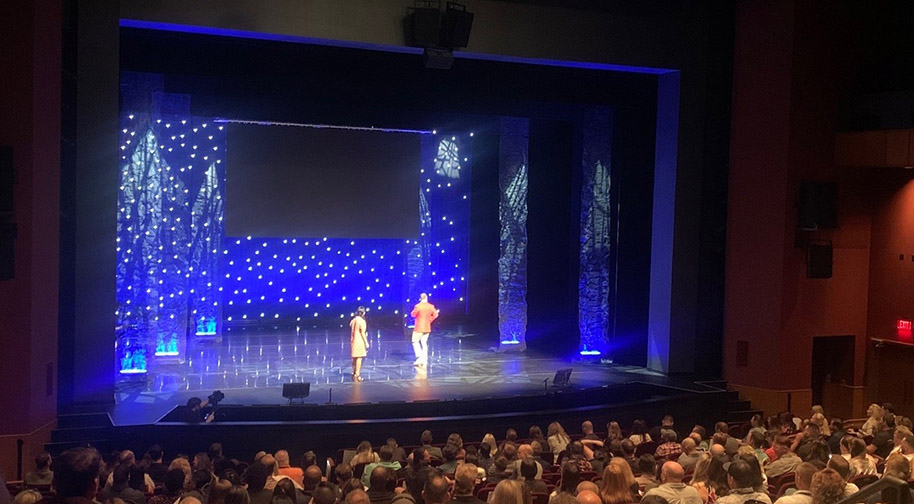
[807,242,833,279]
[410,7,441,47]
[282,382,310,403]
[442,4,474,48]
[798,181,837,230]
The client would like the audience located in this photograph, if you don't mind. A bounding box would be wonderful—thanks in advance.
[678,438,700,473]
[489,480,527,504]
[629,421,652,446]
[546,423,571,462]
[643,462,702,504]
[599,463,637,504]
[452,464,485,504]
[422,474,451,504]
[362,446,403,489]
[635,455,660,493]
[24,453,53,486]
[774,462,816,504]
[809,469,845,504]
[41,447,100,504]
[98,464,146,504]
[716,459,771,504]
[765,436,801,479]
[655,430,683,460]
[366,467,396,504]
[275,450,303,487]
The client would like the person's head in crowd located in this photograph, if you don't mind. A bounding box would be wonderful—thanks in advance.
[356,441,373,456]
[253,452,267,464]
[898,427,914,454]
[570,441,585,458]
[749,414,763,429]
[302,451,317,469]
[736,454,763,488]
[494,457,509,475]
[773,435,791,457]
[661,430,677,444]
[209,443,224,461]
[489,480,528,504]
[631,420,648,436]
[707,456,729,494]
[275,450,291,468]
[530,441,544,458]
[641,496,671,504]
[883,454,912,480]
[369,467,391,491]
[737,445,756,459]
[520,458,538,481]
[505,429,518,443]
[725,459,754,490]
[803,441,830,465]
[559,461,581,494]
[709,444,726,458]
[898,416,914,431]
[659,462,685,484]
[826,456,850,482]
[577,490,603,504]
[465,453,479,467]
[411,448,429,468]
[576,481,599,496]
[692,425,707,440]
[341,480,365,500]
[608,422,623,441]
[377,444,393,463]
[422,473,451,504]
[600,462,636,504]
[112,464,131,489]
[517,444,533,460]
[34,452,52,472]
[169,457,193,490]
[529,426,544,442]
[550,493,578,504]
[662,415,675,430]
[421,430,434,446]
[681,437,697,455]
[274,478,298,502]
[117,450,137,467]
[830,418,844,434]
[244,459,271,493]
[345,489,370,504]
[792,463,817,492]
[548,422,569,441]
[866,404,885,420]
[194,452,213,473]
[810,469,846,504]
[164,468,187,496]
[193,468,212,491]
[128,465,147,491]
[208,479,233,504]
[714,422,730,435]
[582,421,594,436]
[225,485,252,504]
[748,430,766,450]
[304,464,323,490]
[691,453,711,484]
[637,455,656,478]
[145,445,163,464]
[454,463,479,496]
[12,490,42,504]
[711,433,729,449]
[803,422,821,440]
[502,443,518,461]
[482,434,497,453]
[335,463,353,485]
[616,440,633,459]
[222,470,243,486]
[447,433,464,449]
[442,445,457,464]
[313,483,339,504]
[607,440,623,458]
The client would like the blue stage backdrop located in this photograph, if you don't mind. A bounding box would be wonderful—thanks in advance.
[116,113,470,375]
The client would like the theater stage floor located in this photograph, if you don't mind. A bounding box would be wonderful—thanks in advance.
[110,327,691,426]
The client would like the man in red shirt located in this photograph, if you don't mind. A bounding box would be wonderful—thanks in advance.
[410,293,439,368]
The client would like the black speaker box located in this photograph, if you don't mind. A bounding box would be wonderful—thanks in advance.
[282,382,310,399]
[807,243,833,279]
[442,5,474,48]
[798,181,837,230]
[411,7,441,47]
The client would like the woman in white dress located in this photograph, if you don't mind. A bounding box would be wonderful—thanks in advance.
[350,306,369,382]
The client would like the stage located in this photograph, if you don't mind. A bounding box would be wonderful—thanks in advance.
[110,326,703,426]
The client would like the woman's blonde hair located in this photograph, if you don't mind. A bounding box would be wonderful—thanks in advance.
[168,457,193,490]
[691,452,712,483]
[548,422,570,443]
[490,480,530,504]
[600,462,636,504]
[12,490,43,504]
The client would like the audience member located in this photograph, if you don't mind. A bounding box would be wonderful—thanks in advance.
[809,469,845,504]
[636,455,660,493]
[765,437,800,479]
[169,458,193,491]
[346,490,371,504]
[386,439,407,465]
[275,451,303,487]
[860,404,885,436]
[420,432,443,462]
[366,467,396,504]
[643,462,702,504]
[607,422,624,443]
[641,496,672,504]
[362,445,403,488]
[451,464,485,504]
[629,420,652,446]
[489,480,527,504]
[12,491,41,504]
[688,454,713,503]
[245,458,274,504]
[576,491,602,504]
[98,464,146,504]
[149,469,186,504]
[715,459,770,504]
[438,446,459,475]
[422,474,451,504]
[547,423,571,462]
[225,485,252,504]
[600,463,637,504]
[520,459,547,494]
[656,430,683,459]
[529,426,546,446]
[678,438,700,473]
[25,452,53,486]
[405,449,433,504]
[582,421,599,441]
[352,442,381,466]
[145,446,168,484]
[713,423,739,457]
[314,484,340,504]
[773,462,816,504]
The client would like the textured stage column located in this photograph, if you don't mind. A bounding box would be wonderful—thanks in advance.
[579,110,613,357]
[497,118,529,351]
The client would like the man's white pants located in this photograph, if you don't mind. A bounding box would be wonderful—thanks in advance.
[412,331,430,364]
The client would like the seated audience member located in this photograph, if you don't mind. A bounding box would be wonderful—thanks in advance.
[824,456,857,499]
[636,455,660,493]
[210,444,228,477]
[352,442,381,466]
[714,423,740,457]
[341,480,366,502]
[128,466,149,496]
[346,490,371,504]
[530,441,552,470]
[548,423,572,463]
[656,430,683,460]
[868,415,895,459]
[420,432,443,462]
[651,416,679,444]
[405,448,433,504]
[366,467,396,504]
[438,446,459,475]
[25,452,53,486]
[149,469,187,504]
[578,490,603,504]
[225,485,252,504]
[12,490,42,504]
[207,479,233,504]
[549,461,580,501]
[715,459,770,504]
[791,423,822,459]
[641,496,672,504]
[643,462,703,504]
[865,454,914,504]
[421,474,451,504]
[520,459,548,494]
[313,484,340,504]
[678,438,700,473]
[577,481,600,496]
[550,491,578,504]
[362,446,403,489]
[629,420,652,446]
[98,464,146,504]
[860,404,885,437]
[773,462,816,504]
[487,457,511,485]
[826,419,846,455]
[529,426,546,446]
[301,465,323,497]
[607,422,625,443]
[619,439,639,475]
[568,441,592,472]
[386,439,408,465]
[334,464,354,493]
[106,451,156,493]
[275,451,303,487]
[688,453,713,503]
[809,469,846,504]
[43,447,101,504]
[747,431,769,466]
[691,426,709,451]
[145,446,168,484]
[896,427,914,460]
[168,457,193,492]
[582,421,600,441]
[765,437,801,479]
[505,429,519,444]
[844,437,876,478]
[451,464,485,504]
[600,463,638,504]
[514,445,543,480]
[245,459,274,504]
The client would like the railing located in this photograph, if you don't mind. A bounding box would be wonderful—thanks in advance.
[836,476,911,504]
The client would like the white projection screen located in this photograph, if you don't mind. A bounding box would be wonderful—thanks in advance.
[225,123,420,239]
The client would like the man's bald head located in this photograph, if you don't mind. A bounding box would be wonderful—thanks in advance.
[304,465,323,489]
[275,450,291,467]
[795,463,818,491]
[576,490,601,504]
[422,473,451,504]
[181,498,202,504]
[681,438,696,453]
[345,490,370,504]
[582,421,594,435]
[576,481,599,495]
[517,444,533,458]
[709,444,725,458]
[369,466,391,491]
[660,462,685,483]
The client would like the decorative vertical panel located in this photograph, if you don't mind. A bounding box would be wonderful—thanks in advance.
[498,118,529,350]
[579,110,612,356]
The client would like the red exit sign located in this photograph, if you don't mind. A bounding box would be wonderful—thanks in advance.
[898,318,913,343]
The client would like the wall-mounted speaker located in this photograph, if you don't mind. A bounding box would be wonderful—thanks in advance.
[442,3,474,48]
[798,181,837,230]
